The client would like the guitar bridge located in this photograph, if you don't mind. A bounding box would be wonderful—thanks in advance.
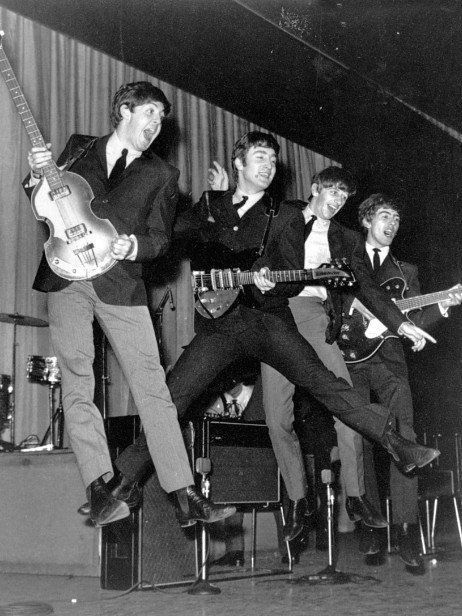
[73,244,99,270]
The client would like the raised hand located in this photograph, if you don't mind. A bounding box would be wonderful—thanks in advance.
[207,161,229,191]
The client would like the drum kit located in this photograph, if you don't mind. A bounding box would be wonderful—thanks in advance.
[0,311,64,451]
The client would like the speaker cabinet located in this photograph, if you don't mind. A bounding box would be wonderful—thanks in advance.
[101,416,197,590]
[101,416,280,589]
[199,418,280,505]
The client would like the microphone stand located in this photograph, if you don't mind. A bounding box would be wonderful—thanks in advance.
[289,469,378,586]
[188,457,221,595]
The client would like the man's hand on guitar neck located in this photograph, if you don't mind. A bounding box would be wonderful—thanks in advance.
[397,321,436,352]
[439,285,462,313]
[28,144,52,179]
[253,267,275,294]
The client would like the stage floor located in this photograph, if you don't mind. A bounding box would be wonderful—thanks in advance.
[0,526,460,616]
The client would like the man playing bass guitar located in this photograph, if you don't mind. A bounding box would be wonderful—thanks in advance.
[24,81,235,529]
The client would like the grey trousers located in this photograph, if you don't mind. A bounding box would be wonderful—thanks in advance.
[261,296,365,500]
[47,280,193,492]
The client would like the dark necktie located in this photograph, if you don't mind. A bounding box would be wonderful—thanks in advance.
[373,248,381,270]
[234,195,248,210]
[304,215,317,241]
[108,148,128,189]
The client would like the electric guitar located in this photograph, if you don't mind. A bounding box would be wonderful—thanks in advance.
[0,31,117,281]
[338,278,462,363]
[193,259,356,319]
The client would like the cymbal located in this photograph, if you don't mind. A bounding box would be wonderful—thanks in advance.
[0,312,48,327]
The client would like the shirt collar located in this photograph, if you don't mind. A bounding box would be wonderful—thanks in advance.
[107,131,143,161]
[365,242,389,261]
[303,205,330,228]
[232,189,264,215]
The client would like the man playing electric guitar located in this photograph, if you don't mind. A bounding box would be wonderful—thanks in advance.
[106,131,440,544]
[343,193,462,571]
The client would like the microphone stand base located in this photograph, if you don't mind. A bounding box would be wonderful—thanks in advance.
[187,579,221,595]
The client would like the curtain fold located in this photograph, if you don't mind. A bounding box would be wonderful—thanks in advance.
[0,6,336,434]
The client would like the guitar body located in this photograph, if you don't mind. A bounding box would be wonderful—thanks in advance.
[339,277,406,363]
[31,170,118,280]
[192,243,261,319]
[195,288,241,319]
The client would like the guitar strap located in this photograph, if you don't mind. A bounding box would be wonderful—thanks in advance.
[256,196,279,257]
[63,137,98,171]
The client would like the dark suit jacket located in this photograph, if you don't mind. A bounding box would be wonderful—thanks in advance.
[367,249,444,373]
[25,134,179,306]
[175,189,306,315]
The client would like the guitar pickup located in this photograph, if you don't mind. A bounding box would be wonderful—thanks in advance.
[66,224,88,241]
[49,185,71,200]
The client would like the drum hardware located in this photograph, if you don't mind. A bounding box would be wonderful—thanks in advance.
[0,312,49,447]
[0,374,14,451]
[26,355,64,449]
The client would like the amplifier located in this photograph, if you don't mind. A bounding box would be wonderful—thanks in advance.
[101,416,197,590]
[198,418,280,505]
[101,416,281,589]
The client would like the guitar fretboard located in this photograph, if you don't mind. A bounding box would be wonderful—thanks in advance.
[396,287,462,312]
[236,269,316,285]
[0,42,62,191]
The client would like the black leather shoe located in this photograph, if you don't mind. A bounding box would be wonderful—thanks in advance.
[396,523,424,570]
[345,495,388,528]
[359,524,381,555]
[174,485,236,527]
[381,426,439,473]
[78,474,142,515]
[213,550,245,567]
[86,476,130,527]
[283,498,308,541]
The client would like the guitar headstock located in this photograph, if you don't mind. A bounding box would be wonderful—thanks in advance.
[314,259,357,289]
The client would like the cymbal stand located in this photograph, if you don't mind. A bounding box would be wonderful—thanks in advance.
[8,318,18,446]
[3,315,18,447]
[40,382,64,449]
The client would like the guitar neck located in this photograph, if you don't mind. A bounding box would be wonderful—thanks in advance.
[235,269,315,285]
[396,288,460,312]
[0,41,61,188]
[193,266,352,291]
